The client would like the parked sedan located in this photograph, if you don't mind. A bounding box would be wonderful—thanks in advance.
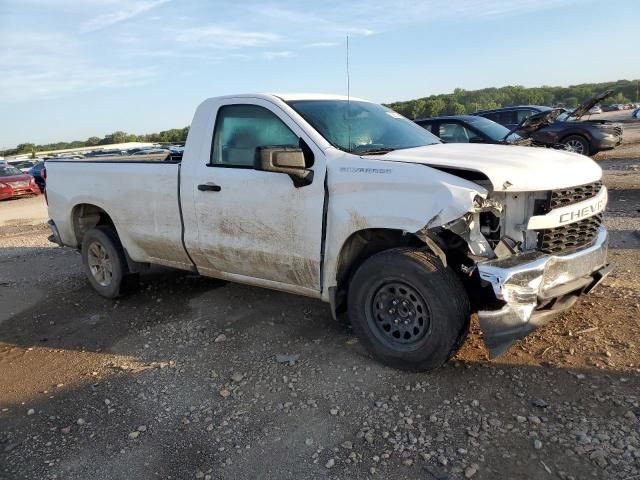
[131,148,171,156]
[0,165,40,200]
[473,91,622,156]
[415,115,524,145]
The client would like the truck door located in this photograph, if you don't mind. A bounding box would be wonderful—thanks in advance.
[181,99,326,295]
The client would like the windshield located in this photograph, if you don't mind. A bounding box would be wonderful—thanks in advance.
[466,116,520,142]
[287,100,441,154]
[12,161,31,168]
[0,166,22,176]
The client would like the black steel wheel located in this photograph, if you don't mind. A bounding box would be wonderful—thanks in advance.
[348,248,470,371]
[367,281,431,350]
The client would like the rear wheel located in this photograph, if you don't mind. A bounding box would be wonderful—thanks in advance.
[347,248,470,371]
[562,135,590,156]
[81,226,128,298]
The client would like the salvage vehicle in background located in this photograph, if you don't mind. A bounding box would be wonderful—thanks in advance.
[474,90,623,155]
[415,109,572,151]
[84,149,126,158]
[131,148,171,156]
[46,93,610,370]
[0,164,40,200]
[415,115,524,145]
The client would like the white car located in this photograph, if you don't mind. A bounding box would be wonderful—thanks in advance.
[588,105,602,114]
[45,93,610,370]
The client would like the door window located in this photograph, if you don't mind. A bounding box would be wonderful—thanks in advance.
[515,109,535,124]
[415,121,434,133]
[438,123,480,143]
[495,111,516,126]
[211,104,299,167]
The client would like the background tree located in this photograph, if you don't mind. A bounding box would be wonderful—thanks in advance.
[385,78,639,118]
[15,143,36,154]
[2,78,638,157]
[612,92,630,104]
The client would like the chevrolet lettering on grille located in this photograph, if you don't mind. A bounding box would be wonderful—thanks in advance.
[527,186,608,231]
[558,198,606,224]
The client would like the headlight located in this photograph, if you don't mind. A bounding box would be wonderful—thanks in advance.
[473,195,503,214]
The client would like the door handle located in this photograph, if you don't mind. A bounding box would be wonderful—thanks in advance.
[198,183,221,192]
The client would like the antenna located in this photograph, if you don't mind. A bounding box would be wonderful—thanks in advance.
[346,35,350,101]
[346,35,351,151]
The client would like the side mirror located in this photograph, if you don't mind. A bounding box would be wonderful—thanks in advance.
[257,146,313,187]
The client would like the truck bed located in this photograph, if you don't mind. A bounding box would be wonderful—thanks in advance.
[45,158,193,270]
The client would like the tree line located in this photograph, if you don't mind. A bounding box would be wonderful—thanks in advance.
[2,127,190,157]
[385,79,639,119]
[3,79,638,156]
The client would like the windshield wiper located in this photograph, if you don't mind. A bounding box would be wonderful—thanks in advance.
[356,147,397,155]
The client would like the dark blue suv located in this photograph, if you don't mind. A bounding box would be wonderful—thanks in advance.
[472,91,622,156]
[28,162,46,192]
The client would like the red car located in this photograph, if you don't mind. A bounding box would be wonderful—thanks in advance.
[0,164,41,200]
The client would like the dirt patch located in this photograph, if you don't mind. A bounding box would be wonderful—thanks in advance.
[0,195,48,227]
[0,145,639,479]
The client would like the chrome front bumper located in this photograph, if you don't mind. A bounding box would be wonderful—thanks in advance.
[476,227,610,356]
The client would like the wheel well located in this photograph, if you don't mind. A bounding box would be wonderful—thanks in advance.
[332,229,425,316]
[72,204,116,247]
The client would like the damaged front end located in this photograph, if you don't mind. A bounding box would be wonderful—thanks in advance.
[476,228,610,356]
[421,187,611,357]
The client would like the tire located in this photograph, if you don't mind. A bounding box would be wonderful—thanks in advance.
[347,248,470,371]
[81,226,128,299]
[561,135,590,156]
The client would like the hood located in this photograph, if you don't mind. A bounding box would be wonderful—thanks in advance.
[373,143,602,192]
[0,173,31,183]
[512,108,563,138]
[571,89,615,120]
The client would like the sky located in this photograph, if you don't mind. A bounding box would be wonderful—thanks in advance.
[1,0,638,148]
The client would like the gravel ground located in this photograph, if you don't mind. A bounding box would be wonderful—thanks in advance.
[0,133,639,479]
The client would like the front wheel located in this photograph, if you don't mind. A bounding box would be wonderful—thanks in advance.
[562,135,590,156]
[81,226,128,298]
[347,248,470,371]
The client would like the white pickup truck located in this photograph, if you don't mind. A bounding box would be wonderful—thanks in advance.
[46,94,611,370]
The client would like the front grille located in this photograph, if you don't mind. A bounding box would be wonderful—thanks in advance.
[537,214,602,254]
[613,126,623,137]
[549,181,602,210]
